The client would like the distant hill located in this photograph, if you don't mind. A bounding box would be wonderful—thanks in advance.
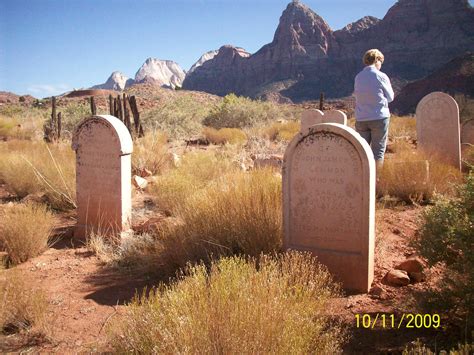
[391,52,474,115]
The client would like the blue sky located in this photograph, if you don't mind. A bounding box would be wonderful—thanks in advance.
[1,0,472,98]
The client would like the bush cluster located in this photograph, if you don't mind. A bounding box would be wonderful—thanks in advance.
[414,172,473,329]
[107,252,343,354]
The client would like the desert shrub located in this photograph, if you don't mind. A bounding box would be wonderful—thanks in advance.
[377,150,463,203]
[156,168,282,271]
[0,141,76,210]
[203,93,298,129]
[202,127,247,145]
[149,150,236,214]
[60,102,91,137]
[262,120,300,141]
[0,203,55,265]
[142,96,212,139]
[413,172,473,329]
[107,252,343,354]
[0,270,48,333]
[132,130,170,175]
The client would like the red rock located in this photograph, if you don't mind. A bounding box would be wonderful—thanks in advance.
[385,269,410,287]
[395,258,424,274]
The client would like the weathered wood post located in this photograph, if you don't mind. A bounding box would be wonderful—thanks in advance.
[90,96,97,115]
[319,92,325,111]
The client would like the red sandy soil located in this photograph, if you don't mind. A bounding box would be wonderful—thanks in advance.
[0,184,462,353]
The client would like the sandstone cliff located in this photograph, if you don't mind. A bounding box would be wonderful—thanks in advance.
[183,0,474,102]
[91,71,129,91]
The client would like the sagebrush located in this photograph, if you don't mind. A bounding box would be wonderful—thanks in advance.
[107,252,343,354]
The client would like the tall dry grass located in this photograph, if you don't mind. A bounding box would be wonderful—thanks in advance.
[0,270,48,333]
[0,140,76,210]
[377,150,463,203]
[107,252,343,354]
[132,130,170,175]
[262,120,300,141]
[155,168,282,272]
[0,203,56,265]
[149,150,236,214]
[202,127,247,145]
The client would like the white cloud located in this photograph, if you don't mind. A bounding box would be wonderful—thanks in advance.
[27,84,71,97]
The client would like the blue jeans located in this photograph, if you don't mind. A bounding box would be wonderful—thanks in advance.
[355,117,390,161]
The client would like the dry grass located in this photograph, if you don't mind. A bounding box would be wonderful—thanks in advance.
[132,130,170,175]
[0,270,48,334]
[377,150,463,203]
[155,168,282,272]
[202,127,247,145]
[107,252,343,354]
[388,115,416,141]
[262,120,300,141]
[0,140,76,210]
[149,150,236,214]
[0,203,56,265]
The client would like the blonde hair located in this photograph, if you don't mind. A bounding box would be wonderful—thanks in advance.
[363,49,384,66]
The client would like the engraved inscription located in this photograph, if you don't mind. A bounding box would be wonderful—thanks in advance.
[289,131,362,253]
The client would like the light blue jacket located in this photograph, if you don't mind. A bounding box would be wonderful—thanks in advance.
[354,65,394,121]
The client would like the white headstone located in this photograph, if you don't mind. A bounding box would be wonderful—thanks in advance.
[416,92,461,170]
[301,109,347,132]
[72,115,133,238]
[283,123,375,292]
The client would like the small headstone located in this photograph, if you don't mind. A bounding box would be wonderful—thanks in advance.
[416,92,461,170]
[72,115,133,238]
[283,123,375,293]
[301,109,347,131]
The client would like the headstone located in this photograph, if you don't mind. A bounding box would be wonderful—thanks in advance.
[301,109,347,131]
[283,123,375,293]
[72,115,133,239]
[415,92,461,170]
[461,119,474,152]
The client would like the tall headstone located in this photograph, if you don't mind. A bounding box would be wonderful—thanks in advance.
[72,115,133,238]
[283,123,375,293]
[301,109,347,131]
[416,92,461,170]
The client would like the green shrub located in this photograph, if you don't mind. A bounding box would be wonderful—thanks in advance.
[203,93,298,129]
[414,172,474,329]
[107,252,343,354]
[142,96,212,139]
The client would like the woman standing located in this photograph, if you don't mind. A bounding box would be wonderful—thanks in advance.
[354,49,394,166]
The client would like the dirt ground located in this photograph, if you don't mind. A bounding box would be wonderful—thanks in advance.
[0,183,463,353]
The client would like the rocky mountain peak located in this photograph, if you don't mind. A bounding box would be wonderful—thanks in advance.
[134,58,186,88]
[271,0,333,58]
[188,49,219,74]
[338,16,380,35]
[91,71,128,91]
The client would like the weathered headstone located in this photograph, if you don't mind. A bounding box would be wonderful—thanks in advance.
[283,123,375,292]
[72,115,133,238]
[301,109,347,131]
[416,92,461,170]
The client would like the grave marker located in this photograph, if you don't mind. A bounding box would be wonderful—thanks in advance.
[416,92,461,170]
[301,109,347,131]
[72,115,133,238]
[283,123,375,292]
